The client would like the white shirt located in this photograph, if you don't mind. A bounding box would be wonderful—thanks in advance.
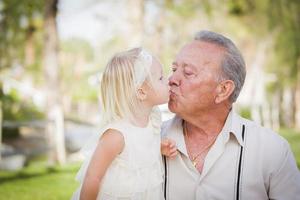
[161,110,300,200]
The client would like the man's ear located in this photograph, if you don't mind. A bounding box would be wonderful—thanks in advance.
[215,80,235,104]
[137,87,147,101]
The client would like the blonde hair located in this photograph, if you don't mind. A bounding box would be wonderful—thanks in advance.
[99,47,154,126]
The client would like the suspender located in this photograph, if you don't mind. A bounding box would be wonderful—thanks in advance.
[236,124,245,200]
[163,155,167,199]
[163,124,246,200]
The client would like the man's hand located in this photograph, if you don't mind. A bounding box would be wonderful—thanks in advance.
[161,138,178,158]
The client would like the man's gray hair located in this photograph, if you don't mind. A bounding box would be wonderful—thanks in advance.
[194,30,246,103]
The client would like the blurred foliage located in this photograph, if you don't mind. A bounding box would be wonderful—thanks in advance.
[61,38,94,61]
[165,0,212,16]
[0,0,45,126]
[0,0,44,69]
[226,0,299,85]
[239,106,252,120]
[0,0,299,128]
[226,0,300,128]
[0,86,44,138]
[60,38,98,103]
[1,89,44,121]
[267,0,300,86]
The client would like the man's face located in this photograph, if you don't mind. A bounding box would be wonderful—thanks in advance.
[168,41,224,116]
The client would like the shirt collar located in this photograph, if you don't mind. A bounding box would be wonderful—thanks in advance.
[164,110,245,152]
[220,110,245,147]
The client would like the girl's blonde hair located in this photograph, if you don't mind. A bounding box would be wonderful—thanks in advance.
[99,47,153,126]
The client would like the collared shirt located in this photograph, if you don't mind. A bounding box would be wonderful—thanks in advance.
[161,110,300,200]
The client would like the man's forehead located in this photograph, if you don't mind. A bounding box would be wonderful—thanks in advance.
[182,40,224,54]
[175,41,224,65]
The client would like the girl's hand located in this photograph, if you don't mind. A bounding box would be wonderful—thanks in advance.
[161,138,178,158]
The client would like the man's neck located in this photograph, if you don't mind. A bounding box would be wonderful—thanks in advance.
[182,106,231,137]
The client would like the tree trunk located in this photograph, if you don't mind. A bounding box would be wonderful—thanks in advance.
[295,72,300,130]
[25,25,36,66]
[291,84,297,128]
[44,0,66,166]
[270,90,280,130]
[0,101,2,162]
[282,86,293,128]
[278,86,285,127]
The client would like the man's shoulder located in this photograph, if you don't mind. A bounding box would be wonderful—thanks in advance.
[239,114,290,155]
[237,114,293,171]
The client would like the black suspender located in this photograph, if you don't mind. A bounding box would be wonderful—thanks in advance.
[163,155,167,199]
[236,124,246,200]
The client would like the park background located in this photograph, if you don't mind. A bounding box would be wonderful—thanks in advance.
[0,0,299,199]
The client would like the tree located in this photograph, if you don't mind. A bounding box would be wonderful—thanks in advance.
[0,0,44,164]
[44,0,66,165]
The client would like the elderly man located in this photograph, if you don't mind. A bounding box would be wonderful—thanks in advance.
[162,30,300,200]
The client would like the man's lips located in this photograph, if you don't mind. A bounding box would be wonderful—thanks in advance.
[169,90,178,99]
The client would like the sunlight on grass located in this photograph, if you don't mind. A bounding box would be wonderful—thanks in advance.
[0,161,81,200]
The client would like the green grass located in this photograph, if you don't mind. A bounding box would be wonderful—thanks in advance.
[0,129,299,200]
[279,129,300,168]
[0,161,81,200]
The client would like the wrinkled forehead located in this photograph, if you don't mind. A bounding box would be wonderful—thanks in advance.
[175,41,225,69]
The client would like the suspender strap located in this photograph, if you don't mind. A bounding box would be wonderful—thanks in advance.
[163,155,167,199]
[236,124,245,200]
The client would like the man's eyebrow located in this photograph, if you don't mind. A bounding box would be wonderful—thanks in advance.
[185,63,197,70]
[171,62,197,70]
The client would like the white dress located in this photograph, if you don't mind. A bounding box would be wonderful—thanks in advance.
[72,115,164,200]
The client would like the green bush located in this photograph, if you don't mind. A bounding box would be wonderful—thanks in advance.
[1,88,44,139]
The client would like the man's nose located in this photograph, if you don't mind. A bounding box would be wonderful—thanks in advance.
[168,72,180,86]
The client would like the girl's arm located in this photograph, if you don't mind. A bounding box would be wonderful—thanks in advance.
[80,129,125,200]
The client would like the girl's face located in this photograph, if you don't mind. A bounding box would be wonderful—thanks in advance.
[145,57,169,106]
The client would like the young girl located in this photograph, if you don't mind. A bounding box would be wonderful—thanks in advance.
[72,47,175,200]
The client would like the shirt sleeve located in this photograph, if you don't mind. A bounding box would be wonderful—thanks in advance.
[268,140,300,200]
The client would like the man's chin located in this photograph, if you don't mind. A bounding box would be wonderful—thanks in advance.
[168,101,177,114]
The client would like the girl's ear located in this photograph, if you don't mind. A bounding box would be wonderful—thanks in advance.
[137,87,147,101]
[215,80,235,104]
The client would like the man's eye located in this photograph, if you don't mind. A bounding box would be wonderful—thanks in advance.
[185,72,193,76]
[171,68,176,72]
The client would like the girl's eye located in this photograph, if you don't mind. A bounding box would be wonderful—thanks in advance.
[159,76,163,80]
